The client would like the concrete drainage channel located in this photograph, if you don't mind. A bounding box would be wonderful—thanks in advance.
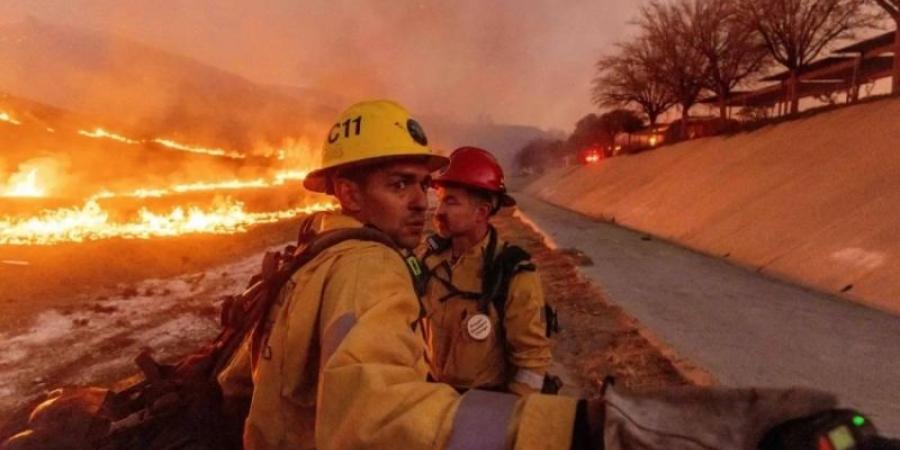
[513,192,900,436]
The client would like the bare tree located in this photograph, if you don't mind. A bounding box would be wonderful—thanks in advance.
[637,1,708,138]
[592,41,676,127]
[679,0,769,119]
[873,0,900,93]
[738,0,875,113]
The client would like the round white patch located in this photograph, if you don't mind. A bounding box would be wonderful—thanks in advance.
[466,314,492,341]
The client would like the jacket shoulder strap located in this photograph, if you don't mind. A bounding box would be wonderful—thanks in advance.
[249,226,408,365]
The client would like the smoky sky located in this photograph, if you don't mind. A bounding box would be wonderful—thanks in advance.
[0,0,638,131]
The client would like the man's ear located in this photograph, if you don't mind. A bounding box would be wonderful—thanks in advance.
[474,198,494,223]
[333,177,363,213]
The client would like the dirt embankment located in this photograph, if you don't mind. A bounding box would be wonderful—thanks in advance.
[527,96,900,315]
[492,210,697,395]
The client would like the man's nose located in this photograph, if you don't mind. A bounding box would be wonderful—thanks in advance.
[410,182,428,211]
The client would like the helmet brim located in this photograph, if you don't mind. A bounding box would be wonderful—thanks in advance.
[499,193,517,207]
[303,153,449,193]
[431,179,517,208]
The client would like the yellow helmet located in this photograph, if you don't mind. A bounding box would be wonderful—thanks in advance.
[303,99,449,193]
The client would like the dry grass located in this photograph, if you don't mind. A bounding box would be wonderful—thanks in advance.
[492,209,692,396]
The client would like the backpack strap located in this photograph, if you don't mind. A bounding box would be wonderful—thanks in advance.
[249,225,409,366]
[480,239,536,342]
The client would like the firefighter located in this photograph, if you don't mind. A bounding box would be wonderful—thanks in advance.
[215,100,582,450]
[421,146,557,395]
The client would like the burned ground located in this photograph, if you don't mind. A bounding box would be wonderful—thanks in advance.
[0,209,694,425]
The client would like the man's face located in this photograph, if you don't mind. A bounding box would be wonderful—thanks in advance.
[354,161,431,249]
[433,185,486,238]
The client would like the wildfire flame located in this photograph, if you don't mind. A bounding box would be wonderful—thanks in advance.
[2,111,322,245]
[0,198,336,245]
[153,138,245,160]
[88,170,310,200]
[76,127,248,160]
[2,169,45,198]
[0,111,22,125]
[78,128,139,144]
[1,166,326,245]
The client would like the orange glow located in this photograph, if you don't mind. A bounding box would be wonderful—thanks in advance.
[4,123,319,245]
[649,136,659,147]
[0,198,336,245]
[2,169,45,198]
[273,170,309,185]
[152,138,245,160]
[88,170,309,200]
[585,153,601,164]
[78,128,139,144]
[0,111,21,125]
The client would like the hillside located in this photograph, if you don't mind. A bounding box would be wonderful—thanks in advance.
[0,18,336,150]
[527,96,900,314]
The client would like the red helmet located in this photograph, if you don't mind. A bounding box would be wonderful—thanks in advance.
[433,146,515,207]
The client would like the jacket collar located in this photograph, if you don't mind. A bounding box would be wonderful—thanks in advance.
[311,211,366,234]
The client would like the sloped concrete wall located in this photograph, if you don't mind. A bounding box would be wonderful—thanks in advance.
[526,97,900,314]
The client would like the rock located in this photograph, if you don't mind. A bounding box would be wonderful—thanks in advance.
[558,248,594,266]
[89,303,118,314]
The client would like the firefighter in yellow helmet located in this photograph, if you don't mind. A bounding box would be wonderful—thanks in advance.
[216,100,581,450]
[421,146,558,395]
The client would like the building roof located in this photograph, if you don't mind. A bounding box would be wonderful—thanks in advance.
[761,57,857,82]
[799,56,894,83]
[700,91,754,104]
[835,31,895,55]
[717,81,846,108]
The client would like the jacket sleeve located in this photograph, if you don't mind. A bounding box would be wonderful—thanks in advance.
[315,245,576,450]
[503,268,553,395]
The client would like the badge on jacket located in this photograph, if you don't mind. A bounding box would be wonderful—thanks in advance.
[466,314,492,341]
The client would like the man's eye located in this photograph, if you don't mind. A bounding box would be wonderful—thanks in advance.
[393,181,408,189]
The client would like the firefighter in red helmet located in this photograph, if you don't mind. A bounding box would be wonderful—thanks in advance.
[420,146,560,395]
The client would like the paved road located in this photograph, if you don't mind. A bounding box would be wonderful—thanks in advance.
[515,193,900,435]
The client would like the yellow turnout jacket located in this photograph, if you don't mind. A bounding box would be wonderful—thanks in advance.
[218,212,575,450]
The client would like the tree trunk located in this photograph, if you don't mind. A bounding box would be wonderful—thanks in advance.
[681,104,691,140]
[893,21,900,95]
[789,70,800,114]
[718,99,728,120]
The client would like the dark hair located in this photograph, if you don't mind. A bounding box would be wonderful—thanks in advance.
[464,186,500,216]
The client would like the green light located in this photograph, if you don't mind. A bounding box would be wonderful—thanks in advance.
[852,415,866,427]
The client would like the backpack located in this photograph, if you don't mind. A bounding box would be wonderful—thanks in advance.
[423,227,559,340]
[422,227,562,394]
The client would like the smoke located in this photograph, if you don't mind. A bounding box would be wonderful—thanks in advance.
[0,0,637,131]
[1,156,71,198]
[0,0,640,203]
